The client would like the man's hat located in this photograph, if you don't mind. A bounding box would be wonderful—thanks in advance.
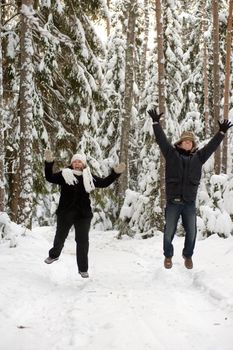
[174,131,196,148]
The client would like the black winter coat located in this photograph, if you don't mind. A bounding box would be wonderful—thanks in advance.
[45,162,120,217]
[153,123,225,202]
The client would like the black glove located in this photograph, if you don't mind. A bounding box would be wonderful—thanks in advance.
[147,108,164,123]
[218,120,233,133]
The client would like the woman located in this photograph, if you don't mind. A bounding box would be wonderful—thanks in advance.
[44,150,125,278]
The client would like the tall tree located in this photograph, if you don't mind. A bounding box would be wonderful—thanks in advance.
[155,0,166,212]
[0,0,5,211]
[34,0,108,154]
[212,0,221,173]
[1,1,21,222]
[163,0,183,141]
[202,1,210,137]
[17,0,34,229]
[222,0,233,173]
[118,0,137,205]
[128,47,162,236]
[106,0,111,36]
[1,0,110,225]
[101,22,125,160]
[180,0,207,139]
[140,0,149,93]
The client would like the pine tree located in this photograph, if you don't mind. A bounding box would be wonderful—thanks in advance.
[2,0,113,225]
[100,22,125,164]
[118,0,137,205]
[201,0,210,136]
[212,0,221,173]
[140,0,149,95]
[118,2,162,236]
[17,0,34,229]
[131,49,162,235]
[33,0,108,153]
[97,2,131,228]
[163,0,184,134]
[179,0,207,139]
[1,1,21,222]
[0,1,5,211]
[222,0,233,173]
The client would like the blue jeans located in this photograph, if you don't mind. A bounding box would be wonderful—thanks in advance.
[163,200,197,258]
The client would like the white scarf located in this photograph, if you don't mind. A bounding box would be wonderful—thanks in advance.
[61,167,95,193]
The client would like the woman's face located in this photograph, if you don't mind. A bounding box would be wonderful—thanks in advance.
[72,159,85,170]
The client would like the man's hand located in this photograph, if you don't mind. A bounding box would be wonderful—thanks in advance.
[147,108,164,123]
[44,148,54,162]
[218,120,233,133]
[113,162,126,174]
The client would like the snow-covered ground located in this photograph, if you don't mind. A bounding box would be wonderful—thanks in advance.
[1,226,233,350]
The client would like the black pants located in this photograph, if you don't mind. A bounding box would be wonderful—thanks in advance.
[49,211,92,272]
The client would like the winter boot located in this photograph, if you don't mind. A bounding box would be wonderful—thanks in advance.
[164,257,172,269]
[79,271,89,278]
[183,256,193,269]
[44,257,59,264]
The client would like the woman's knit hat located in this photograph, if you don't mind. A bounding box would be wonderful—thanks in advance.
[174,131,196,148]
[64,152,95,192]
[71,153,87,166]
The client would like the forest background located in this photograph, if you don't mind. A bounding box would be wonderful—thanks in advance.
[0,0,233,240]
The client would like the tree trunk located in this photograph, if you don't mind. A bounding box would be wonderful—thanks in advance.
[203,43,209,137]
[222,0,233,173]
[155,0,166,214]
[202,1,210,137]
[118,0,137,207]
[140,0,149,93]
[106,0,111,36]
[212,0,221,174]
[17,0,34,229]
[0,2,5,212]
[8,157,20,222]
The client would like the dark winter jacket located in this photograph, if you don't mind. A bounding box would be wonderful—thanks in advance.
[45,162,120,217]
[153,123,225,202]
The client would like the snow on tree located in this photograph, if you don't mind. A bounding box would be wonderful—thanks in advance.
[0,3,5,212]
[17,1,34,229]
[0,0,232,238]
[1,0,112,226]
[163,0,183,141]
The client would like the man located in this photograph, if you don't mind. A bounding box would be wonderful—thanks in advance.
[147,108,233,269]
[44,149,125,278]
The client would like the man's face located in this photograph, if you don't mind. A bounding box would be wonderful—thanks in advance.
[72,159,85,170]
[180,139,193,151]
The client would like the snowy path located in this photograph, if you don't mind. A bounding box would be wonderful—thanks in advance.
[0,228,233,350]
